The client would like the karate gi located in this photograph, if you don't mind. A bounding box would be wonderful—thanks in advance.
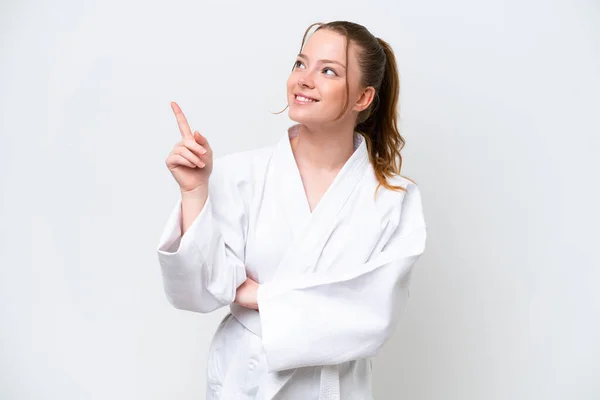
[157,124,427,399]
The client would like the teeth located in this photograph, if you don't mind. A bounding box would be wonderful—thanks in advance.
[296,95,317,103]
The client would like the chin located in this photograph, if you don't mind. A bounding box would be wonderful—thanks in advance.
[288,107,328,126]
[288,110,311,124]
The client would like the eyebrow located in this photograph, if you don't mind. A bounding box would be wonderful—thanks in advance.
[297,53,346,69]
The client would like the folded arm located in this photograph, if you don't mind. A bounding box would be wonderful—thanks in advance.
[257,184,427,372]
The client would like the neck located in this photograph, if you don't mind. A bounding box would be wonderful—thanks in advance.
[291,121,357,171]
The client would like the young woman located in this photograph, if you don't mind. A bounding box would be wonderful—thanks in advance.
[157,21,427,400]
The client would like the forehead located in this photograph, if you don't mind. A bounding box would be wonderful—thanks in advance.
[302,28,359,63]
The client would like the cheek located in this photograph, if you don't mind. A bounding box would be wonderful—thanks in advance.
[322,80,347,104]
[286,74,297,94]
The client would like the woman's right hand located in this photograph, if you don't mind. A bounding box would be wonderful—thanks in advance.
[165,102,213,194]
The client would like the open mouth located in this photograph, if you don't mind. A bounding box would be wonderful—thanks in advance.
[295,94,319,103]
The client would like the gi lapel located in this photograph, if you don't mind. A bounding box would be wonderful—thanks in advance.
[270,125,312,240]
[273,124,370,279]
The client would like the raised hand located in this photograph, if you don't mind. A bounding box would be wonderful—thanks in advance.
[165,102,213,194]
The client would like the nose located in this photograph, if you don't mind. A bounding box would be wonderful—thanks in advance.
[297,74,314,89]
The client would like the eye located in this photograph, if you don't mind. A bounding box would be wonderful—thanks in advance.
[294,60,305,69]
[323,67,337,76]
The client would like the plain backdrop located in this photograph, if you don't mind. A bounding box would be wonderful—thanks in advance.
[1,0,599,399]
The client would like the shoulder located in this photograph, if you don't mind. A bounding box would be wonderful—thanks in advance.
[368,173,425,229]
[387,174,419,193]
[391,176,426,233]
[386,175,423,214]
[368,172,421,205]
[207,144,275,203]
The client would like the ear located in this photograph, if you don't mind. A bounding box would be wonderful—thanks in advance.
[353,86,376,112]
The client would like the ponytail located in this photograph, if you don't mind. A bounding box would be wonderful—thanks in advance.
[356,38,407,192]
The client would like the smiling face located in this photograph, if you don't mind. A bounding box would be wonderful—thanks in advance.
[286,28,375,128]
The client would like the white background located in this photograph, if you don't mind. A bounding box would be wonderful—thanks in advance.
[1,0,599,399]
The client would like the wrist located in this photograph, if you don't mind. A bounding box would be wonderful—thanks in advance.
[180,184,209,199]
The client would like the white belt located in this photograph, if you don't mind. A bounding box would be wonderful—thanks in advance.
[230,303,340,400]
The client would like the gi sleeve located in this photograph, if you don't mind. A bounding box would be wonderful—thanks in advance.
[257,183,427,372]
[156,156,249,313]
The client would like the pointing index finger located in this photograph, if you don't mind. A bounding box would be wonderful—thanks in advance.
[171,101,193,139]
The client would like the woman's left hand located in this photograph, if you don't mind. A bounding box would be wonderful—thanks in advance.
[234,278,259,310]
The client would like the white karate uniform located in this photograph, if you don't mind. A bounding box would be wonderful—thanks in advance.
[157,124,427,399]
